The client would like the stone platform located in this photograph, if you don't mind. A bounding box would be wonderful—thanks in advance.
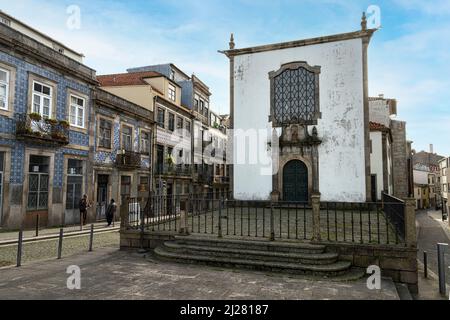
[0,248,399,300]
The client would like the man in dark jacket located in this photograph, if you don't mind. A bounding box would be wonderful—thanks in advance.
[79,195,89,225]
[106,199,117,227]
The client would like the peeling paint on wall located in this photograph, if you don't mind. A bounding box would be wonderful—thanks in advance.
[233,38,366,202]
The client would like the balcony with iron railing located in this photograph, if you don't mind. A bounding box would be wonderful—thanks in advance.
[213,175,230,185]
[155,164,192,177]
[15,113,70,146]
[116,150,142,170]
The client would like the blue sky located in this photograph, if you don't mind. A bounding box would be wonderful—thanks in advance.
[2,0,450,155]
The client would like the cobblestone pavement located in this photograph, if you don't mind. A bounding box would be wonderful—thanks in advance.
[0,231,119,267]
[0,248,399,300]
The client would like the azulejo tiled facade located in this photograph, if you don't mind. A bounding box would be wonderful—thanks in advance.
[0,13,229,230]
[91,90,154,223]
[0,25,97,228]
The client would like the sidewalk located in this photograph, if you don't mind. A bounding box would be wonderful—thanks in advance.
[427,209,450,240]
[415,209,450,300]
[0,220,119,242]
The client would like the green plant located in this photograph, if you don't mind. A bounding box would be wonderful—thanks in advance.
[59,120,70,128]
[29,113,42,121]
[45,118,58,125]
[166,155,174,165]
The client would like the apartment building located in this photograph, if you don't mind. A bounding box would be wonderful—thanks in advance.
[0,11,97,228]
[412,146,445,209]
[439,157,450,215]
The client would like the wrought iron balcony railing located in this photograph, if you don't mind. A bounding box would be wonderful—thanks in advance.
[213,176,230,185]
[16,113,70,146]
[116,150,142,169]
[155,164,192,177]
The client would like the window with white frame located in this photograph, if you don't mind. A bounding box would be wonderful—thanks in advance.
[69,95,85,128]
[0,68,9,110]
[168,84,176,101]
[121,125,133,151]
[140,131,150,154]
[32,81,52,118]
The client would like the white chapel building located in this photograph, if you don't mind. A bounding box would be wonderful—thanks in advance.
[221,15,377,203]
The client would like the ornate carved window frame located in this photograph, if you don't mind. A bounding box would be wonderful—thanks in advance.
[269,61,321,127]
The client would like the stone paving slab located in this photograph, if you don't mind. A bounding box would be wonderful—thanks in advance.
[0,248,399,300]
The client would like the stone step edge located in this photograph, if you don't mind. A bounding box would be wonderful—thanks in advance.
[173,235,326,251]
[154,247,352,273]
[164,241,338,262]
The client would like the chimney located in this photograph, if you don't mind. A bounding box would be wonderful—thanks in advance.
[430,144,434,154]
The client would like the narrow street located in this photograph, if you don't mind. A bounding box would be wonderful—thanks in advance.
[416,210,450,290]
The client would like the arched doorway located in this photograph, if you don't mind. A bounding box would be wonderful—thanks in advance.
[283,160,308,202]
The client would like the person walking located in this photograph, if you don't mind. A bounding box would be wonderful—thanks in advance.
[106,199,117,227]
[79,194,91,225]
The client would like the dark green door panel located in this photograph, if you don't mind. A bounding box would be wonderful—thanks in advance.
[283,160,308,202]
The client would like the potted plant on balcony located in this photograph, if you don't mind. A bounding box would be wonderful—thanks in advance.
[29,113,42,121]
[166,154,175,173]
[45,118,58,125]
[59,120,70,129]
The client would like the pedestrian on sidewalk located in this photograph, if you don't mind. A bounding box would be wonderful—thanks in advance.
[106,199,117,227]
[79,195,91,225]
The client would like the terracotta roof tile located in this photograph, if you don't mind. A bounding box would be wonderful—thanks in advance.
[369,121,389,131]
[97,71,162,87]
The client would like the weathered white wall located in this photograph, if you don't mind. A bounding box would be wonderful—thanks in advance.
[233,38,366,202]
[369,99,390,127]
[370,131,383,200]
[413,170,428,185]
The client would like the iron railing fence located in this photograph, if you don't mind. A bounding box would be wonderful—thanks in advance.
[123,196,406,246]
[382,193,406,241]
[320,201,403,245]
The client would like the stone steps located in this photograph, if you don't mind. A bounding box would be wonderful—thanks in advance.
[173,235,326,254]
[162,241,339,265]
[153,236,358,278]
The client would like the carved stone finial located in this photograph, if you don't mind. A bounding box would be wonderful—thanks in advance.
[229,33,235,50]
[312,126,318,137]
[361,12,367,31]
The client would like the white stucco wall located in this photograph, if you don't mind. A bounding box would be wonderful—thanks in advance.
[413,170,428,185]
[233,38,366,202]
[369,99,390,127]
[370,131,383,200]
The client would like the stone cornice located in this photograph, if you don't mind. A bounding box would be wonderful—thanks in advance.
[219,29,377,57]
[0,23,97,85]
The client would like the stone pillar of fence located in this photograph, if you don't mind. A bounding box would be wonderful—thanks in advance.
[404,198,417,248]
[179,198,189,236]
[120,197,130,230]
[311,193,321,241]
